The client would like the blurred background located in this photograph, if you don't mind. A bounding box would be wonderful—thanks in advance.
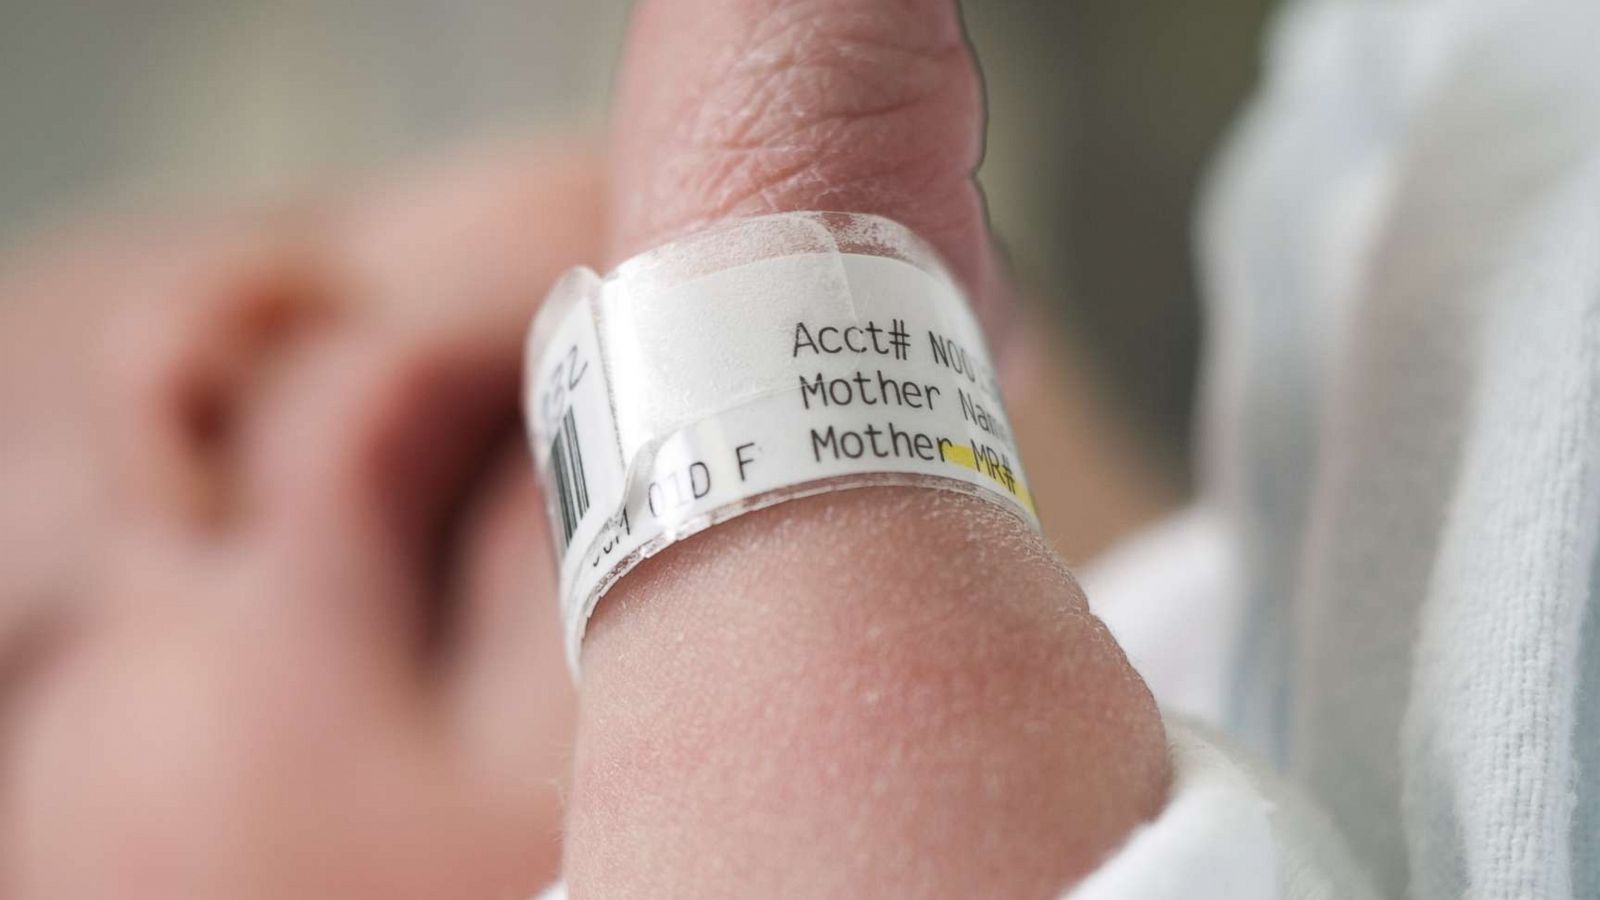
[0,0,1276,486]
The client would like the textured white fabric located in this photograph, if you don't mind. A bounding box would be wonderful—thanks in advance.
[1087,1,1600,895]
[1081,507,1239,724]
[1065,720,1377,900]
[1189,0,1600,895]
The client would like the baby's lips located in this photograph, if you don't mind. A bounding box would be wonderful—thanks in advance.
[606,0,1008,340]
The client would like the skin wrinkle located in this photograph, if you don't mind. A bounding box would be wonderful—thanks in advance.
[693,55,971,196]
[732,0,963,98]
[700,37,957,151]
[748,136,960,222]
[612,1,982,275]
[660,104,971,250]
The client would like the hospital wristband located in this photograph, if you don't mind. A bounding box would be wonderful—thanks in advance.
[523,211,1039,673]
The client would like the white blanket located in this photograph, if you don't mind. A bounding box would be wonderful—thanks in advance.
[1088,0,1600,895]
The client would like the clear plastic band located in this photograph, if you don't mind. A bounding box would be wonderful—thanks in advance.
[524,212,1039,673]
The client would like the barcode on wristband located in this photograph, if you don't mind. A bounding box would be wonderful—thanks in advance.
[547,408,589,551]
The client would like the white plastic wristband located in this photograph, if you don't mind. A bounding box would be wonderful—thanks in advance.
[524,212,1039,673]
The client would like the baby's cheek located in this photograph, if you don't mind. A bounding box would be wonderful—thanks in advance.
[1,615,364,896]
[2,633,231,897]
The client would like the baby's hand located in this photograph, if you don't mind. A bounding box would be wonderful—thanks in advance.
[561,1,1170,896]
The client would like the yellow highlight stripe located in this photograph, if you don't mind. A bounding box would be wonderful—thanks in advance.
[940,443,1036,514]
